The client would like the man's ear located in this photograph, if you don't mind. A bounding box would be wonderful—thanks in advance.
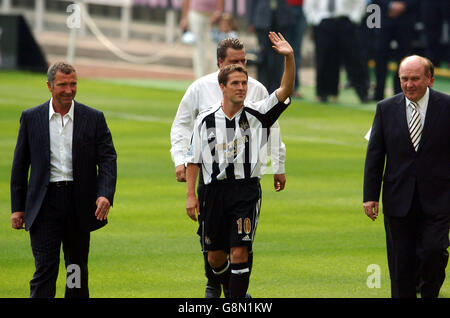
[218,58,224,69]
[46,81,52,92]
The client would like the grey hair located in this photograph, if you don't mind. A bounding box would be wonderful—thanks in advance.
[47,62,76,87]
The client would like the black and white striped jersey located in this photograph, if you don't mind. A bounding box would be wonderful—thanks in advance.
[186,92,291,185]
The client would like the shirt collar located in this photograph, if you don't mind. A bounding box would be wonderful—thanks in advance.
[405,87,429,109]
[220,102,244,121]
[49,98,74,121]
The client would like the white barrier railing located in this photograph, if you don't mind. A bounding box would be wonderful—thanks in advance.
[1,0,247,43]
[1,0,136,42]
[77,2,183,64]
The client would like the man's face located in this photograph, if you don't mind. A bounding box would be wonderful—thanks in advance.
[220,71,248,105]
[47,71,77,109]
[399,59,431,102]
[219,48,246,68]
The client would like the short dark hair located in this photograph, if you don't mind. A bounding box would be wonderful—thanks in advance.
[47,62,76,87]
[218,64,248,86]
[216,38,244,67]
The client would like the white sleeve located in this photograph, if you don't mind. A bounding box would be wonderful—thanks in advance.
[186,117,203,165]
[268,120,286,174]
[250,79,285,173]
[257,82,269,100]
[253,91,290,115]
[251,92,289,174]
[170,85,198,167]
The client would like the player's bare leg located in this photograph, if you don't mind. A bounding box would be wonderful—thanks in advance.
[207,250,230,297]
[203,252,222,298]
[228,246,250,298]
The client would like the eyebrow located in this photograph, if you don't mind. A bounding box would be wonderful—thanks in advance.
[400,74,420,79]
[231,79,247,83]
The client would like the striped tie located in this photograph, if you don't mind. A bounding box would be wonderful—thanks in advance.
[409,101,422,151]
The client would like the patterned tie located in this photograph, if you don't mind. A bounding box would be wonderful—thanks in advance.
[409,101,422,151]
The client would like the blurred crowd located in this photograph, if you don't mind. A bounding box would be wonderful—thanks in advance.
[181,0,450,102]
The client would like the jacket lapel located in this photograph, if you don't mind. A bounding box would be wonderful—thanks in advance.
[418,89,441,152]
[38,101,50,164]
[72,101,87,171]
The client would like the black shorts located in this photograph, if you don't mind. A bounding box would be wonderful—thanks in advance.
[197,178,262,252]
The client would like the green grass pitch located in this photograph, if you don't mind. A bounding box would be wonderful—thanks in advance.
[0,70,448,298]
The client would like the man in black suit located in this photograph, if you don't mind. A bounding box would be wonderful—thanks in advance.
[421,0,450,67]
[363,55,450,298]
[371,0,419,101]
[246,0,295,94]
[10,62,117,298]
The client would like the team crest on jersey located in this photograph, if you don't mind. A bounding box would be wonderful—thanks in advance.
[205,236,212,245]
[239,120,249,131]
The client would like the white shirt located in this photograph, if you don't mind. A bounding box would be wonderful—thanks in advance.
[170,70,286,174]
[405,87,429,130]
[49,98,74,182]
[303,0,367,25]
[187,92,290,184]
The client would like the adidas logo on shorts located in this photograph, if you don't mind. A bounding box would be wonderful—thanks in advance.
[242,235,252,242]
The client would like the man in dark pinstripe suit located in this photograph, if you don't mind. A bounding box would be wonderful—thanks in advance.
[10,62,117,298]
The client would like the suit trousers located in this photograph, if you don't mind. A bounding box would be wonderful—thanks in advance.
[29,183,90,298]
[188,10,216,79]
[384,187,449,298]
[256,27,287,95]
[312,18,368,101]
[373,23,413,100]
[254,8,290,95]
[421,0,450,66]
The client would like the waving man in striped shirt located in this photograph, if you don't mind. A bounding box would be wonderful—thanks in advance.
[185,32,295,298]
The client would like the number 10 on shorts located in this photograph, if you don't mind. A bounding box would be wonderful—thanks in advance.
[237,218,252,235]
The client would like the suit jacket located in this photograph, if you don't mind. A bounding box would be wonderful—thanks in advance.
[10,100,117,232]
[371,0,419,27]
[246,0,295,30]
[363,89,450,217]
